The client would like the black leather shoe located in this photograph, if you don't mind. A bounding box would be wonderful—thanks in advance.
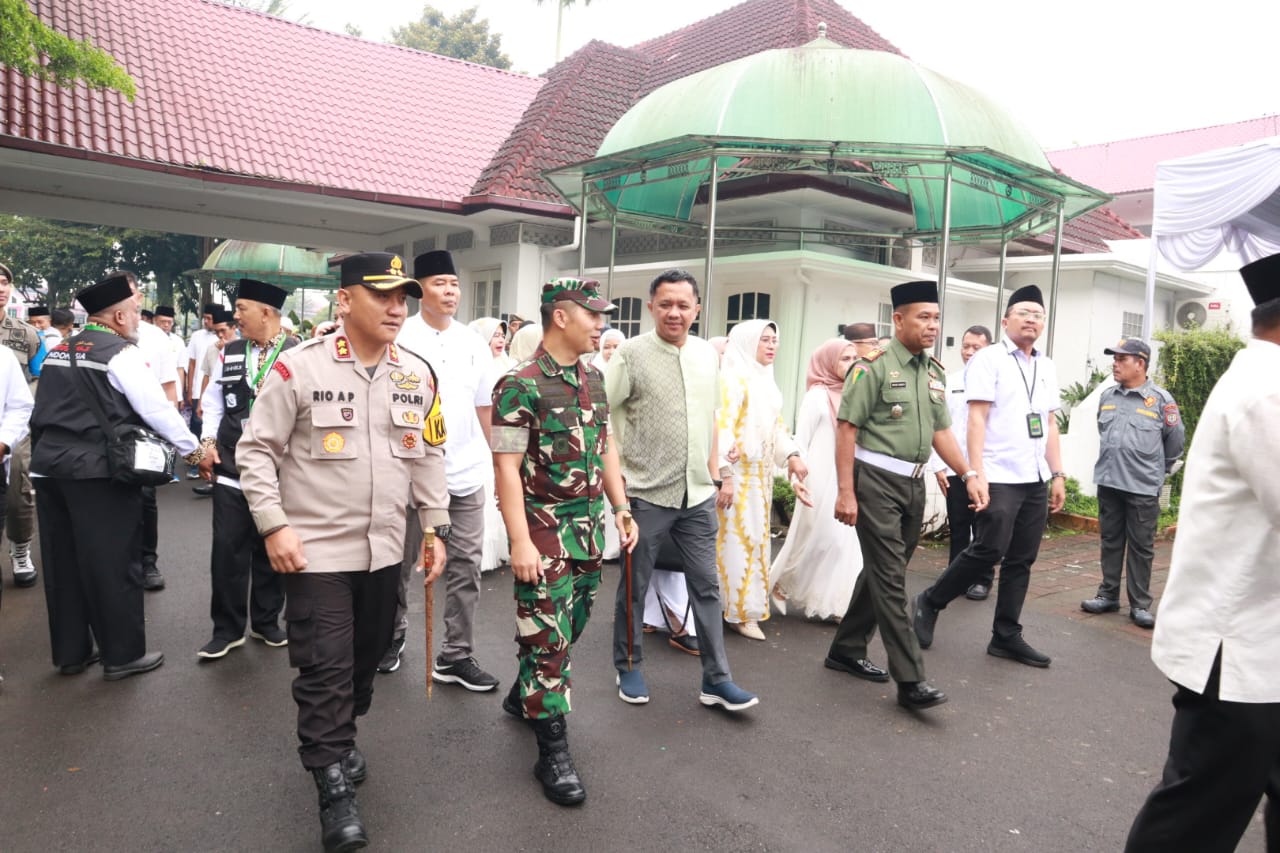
[1130,607,1155,629]
[823,654,890,683]
[502,680,524,719]
[897,681,948,710]
[987,635,1051,668]
[1081,596,1120,614]
[103,652,165,681]
[912,591,938,649]
[59,650,101,675]
[192,482,214,497]
[341,747,367,785]
[965,583,990,601]
[531,716,586,806]
[668,633,700,656]
[311,762,368,852]
[142,565,165,591]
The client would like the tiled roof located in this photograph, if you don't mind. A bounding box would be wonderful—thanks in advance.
[1047,115,1280,195]
[1021,205,1144,254]
[468,0,902,206]
[2,0,544,207]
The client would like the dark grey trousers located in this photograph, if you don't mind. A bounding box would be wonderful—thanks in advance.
[1096,485,1159,610]
[612,496,731,685]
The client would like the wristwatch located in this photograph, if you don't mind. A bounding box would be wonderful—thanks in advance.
[433,524,453,543]
[960,470,979,482]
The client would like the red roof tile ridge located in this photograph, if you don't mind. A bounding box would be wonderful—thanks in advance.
[194,0,541,81]
[1046,114,1280,155]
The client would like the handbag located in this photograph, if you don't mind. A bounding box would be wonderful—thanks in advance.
[68,341,177,487]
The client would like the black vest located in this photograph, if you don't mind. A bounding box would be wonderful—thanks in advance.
[30,330,144,479]
[215,335,296,478]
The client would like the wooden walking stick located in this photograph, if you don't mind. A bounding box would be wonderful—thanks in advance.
[623,514,634,671]
[422,529,436,699]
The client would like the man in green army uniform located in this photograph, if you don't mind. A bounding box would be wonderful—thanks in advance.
[823,280,988,711]
[490,278,637,806]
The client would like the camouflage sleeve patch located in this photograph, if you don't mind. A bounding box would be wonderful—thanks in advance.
[491,425,531,453]
[491,372,536,454]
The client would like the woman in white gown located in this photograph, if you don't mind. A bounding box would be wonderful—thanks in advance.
[716,320,810,640]
[592,328,627,560]
[468,317,513,572]
[769,338,864,620]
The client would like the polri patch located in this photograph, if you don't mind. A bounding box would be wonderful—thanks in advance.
[322,431,345,454]
[401,432,417,450]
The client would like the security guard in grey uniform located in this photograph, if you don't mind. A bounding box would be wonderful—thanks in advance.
[238,252,450,853]
[823,280,987,711]
[1082,338,1184,629]
[0,262,43,588]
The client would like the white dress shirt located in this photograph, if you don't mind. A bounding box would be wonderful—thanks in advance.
[1151,338,1280,703]
[136,321,178,387]
[396,315,495,496]
[0,346,34,453]
[929,367,970,475]
[186,328,216,395]
[965,336,1062,484]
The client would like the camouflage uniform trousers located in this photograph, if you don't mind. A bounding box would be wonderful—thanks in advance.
[514,554,602,720]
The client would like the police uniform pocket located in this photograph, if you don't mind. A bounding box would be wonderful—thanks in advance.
[389,406,427,459]
[1122,410,1163,456]
[283,597,315,669]
[310,406,358,460]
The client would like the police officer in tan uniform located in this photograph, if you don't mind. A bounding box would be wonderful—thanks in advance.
[0,263,43,587]
[238,252,450,853]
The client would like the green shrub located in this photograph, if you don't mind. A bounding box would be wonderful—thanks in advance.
[773,476,796,516]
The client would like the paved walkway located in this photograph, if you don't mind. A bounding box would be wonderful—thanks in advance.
[0,490,1267,852]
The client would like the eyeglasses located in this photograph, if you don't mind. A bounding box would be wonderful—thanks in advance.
[1011,310,1046,321]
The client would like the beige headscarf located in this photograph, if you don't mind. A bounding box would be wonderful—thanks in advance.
[508,323,544,363]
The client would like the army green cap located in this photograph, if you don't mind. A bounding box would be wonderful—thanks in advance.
[541,277,616,313]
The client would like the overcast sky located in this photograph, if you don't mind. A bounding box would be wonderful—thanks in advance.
[290,0,1278,150]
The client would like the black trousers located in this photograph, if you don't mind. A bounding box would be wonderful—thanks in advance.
[36,477,145,667]
[209,483,284,640]
[828,464,927,684]
[945,474,992,585]
[283,567,399,770]
[925,481,1047,643]
[140,485,158,569]
[1126,653,1280,852]
[1096,485,1159,610]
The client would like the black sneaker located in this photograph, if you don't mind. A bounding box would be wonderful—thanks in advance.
[987,634,1051,668]
[376,635,406,674]
[432,655,499,692]
[143,566,166,591]
[249,626,288,647]
[197,636,245,660]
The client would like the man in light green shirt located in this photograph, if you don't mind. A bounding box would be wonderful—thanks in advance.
[605,268,758,713]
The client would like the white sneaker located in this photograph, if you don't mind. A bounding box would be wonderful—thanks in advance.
[10,540,36,586]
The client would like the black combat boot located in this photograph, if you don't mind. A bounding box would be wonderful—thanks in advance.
[310,761,368,852]
[530,715,586,806]
[502,680,524,719]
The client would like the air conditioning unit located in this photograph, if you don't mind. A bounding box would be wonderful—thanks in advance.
[1174,299,1231,330]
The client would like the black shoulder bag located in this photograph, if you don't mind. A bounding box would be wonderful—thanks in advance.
[68,342,177,487]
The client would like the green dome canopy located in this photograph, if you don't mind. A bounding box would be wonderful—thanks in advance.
[599,37,1049,169]
[185,240,342,290]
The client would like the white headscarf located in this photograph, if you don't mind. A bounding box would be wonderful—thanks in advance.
[470,317,514,374]
[508,323,543,363]
[591,328,626,371]
[721,319,783,460]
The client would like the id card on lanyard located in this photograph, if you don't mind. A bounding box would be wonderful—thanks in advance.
[1014,353,1042,438]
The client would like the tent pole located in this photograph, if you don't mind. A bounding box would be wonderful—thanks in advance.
[934,165,953,360]
[1142,234,1159,339]
[606,218,618,302]
[995,236,1008,333]
[704,155,720,336]
[1046,203,1066,358]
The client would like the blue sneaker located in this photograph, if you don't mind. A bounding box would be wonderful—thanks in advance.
[616,669,649,705]
[699,680,759,712]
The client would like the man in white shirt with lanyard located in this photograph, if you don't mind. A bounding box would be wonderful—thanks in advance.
[913,285,1065,668]
[381,250,499,691]
[1125,254,1280,852]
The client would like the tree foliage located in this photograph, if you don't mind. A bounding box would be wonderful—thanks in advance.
[390,5,512,69]
[0,0,135,99]
[220,0,310,23]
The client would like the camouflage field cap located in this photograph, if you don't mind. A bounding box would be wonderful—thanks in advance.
[540,277,616,313]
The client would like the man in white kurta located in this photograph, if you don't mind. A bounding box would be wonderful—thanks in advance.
[1125,253,1280,852]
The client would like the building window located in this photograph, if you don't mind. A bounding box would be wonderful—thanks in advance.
[877,302,893,338]
[471,269,501,320]
[725,291,771,333]
[612,296,642,339]
[1122,311,1143,339]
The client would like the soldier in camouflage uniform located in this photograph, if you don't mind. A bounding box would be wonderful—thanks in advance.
[490,278,637,807]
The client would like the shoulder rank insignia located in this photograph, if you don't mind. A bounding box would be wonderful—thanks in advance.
[863,347,885,362]
[930,355,946,372]
[333,336,352,361]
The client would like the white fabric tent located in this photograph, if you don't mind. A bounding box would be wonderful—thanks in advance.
[1143,136,1280,334]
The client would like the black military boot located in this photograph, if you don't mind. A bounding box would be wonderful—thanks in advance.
[502,680,524,719]
[530,716,586,806]
[310,761,368,852]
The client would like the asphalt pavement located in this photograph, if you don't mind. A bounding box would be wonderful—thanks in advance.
[0,486,1268,852]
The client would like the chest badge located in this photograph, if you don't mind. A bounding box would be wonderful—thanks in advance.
[1144,396,1156,408]
[890,404,904,419]
[322,432,346,454]
[401,432,418,450]
[390,370,421,391]
[341,407,354,422]
[226,392,238,409]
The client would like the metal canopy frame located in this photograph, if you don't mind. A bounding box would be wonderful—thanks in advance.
[545,135,1110,356]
